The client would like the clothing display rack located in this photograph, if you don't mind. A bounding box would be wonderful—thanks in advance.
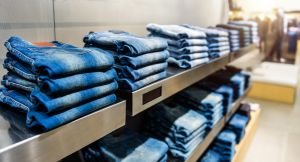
[0,44,260,162]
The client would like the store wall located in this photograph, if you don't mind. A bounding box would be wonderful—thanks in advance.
[54,0,229,46]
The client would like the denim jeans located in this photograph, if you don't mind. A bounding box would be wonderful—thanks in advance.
[182,24,229,37]
[115,62,167,81]
[149,102,208,137]
[208,42,230,48]
[0,88,33,112]
[31,80,118,113]
[207,37,229,43]
[118,70,166,91]
[84,31,168,55]
[168,46,209,54]
[115,50,169,69]
[28,93,117,130]
[197,82,234,114]
[200,150,222,162]
[150,35,208,48]
[147,23,206,39]
[168,57,209,69]
[209,46,230,53]
[170,52,209,61]
[227,114,249,143]
[5,36,114,78]
[84,129,168,162]
[166,135,203,153]
[230,39,240,44]
[2,73,36,92]
[4,56,37,81]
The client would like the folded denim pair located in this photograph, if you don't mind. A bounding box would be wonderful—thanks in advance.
[227,114,249,143]
[0,88,117,130]
[207,37,229,43]
[168,46,209,54]
[84,31,168,55]
[197,81,234,114]
[208,42,230,48]
[199,150,222,162]
[5,36,114,78]
[170,52,209,61]
[182,24,229,37]
[83,129,169,162]
[168,57,209,69]
[2,66,117,95]
[147,23,206,39]
[150,35,208,48]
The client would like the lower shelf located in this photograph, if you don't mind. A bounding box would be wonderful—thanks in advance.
[233,105,261,162]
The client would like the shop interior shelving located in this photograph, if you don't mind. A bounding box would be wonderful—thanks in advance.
[118,44,258,117]
[0,44,258,162]
[0,101,126,162]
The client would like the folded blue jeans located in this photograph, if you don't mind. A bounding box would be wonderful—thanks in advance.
[182,24,229,37]
[0,88,33,112]
[4,56,37,81]
[167,57,209,69]
[200,150,222,162]
[31,80,118,113]
[170,52,209,61]
[207,37,229,43]
[84,31,167,55]
[115,62,167,81]
[118,70,166,91]
[147,23,206,39]
[86,129,168,162]
[150,35,208,48]
[208,42,230,48]
[2,73,36,92]
[115,50,169,69]
[5,36,114,78]
[209,46,230,52]
[168,46,209,54]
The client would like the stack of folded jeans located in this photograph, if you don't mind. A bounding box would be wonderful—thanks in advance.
[199,150,222,162]
[203,130,237,162]
[182,24,230,59]
[216,24,250,48]
[214,27,241,52]
[237,103,251,119]
[175,87,224,129]
[229,21,259,44]
[222,66,251,90]
[227,113,249,143]
[206,69,250,101]
[196,80,234,115]
[83,129,169,162]
[146,23,210,69]
[0,36,118,131]
[145,101,207,161]
[83,31,169,91]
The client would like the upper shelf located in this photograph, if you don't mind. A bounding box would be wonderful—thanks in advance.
[0,100,126,162]
[118,44,258,116]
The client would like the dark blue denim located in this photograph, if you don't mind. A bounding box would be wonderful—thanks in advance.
[182,24,229,37]
[227,114,249,143]
[170,52,209,61]
[84,31,168,55]
[31,80,118,113]
[168,57,209,69]
[2,73,36,92]
[199,150,221,162]
[147,23,206,39]
[168,46,209,54]
[5,36,114,78]
[27,93,117,130]
[115,62,167,81]
[83,129,169,162]
[114,50,169,69]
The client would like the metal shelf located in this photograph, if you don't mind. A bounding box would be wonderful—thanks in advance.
[0,101,126,162]
[118,44,257,117]
[183,87,250,162]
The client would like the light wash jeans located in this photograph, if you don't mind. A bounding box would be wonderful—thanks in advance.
[168,57,209,69]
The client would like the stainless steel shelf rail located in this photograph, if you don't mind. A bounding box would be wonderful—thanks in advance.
[0,101,126,162]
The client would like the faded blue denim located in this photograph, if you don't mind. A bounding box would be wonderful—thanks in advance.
[84,31,168,55]
[182,24,229,37]
[208,42,230,48]
[209,46,230,53]
[2,73,36,92]
[118,71,166,91]
[114,50,169,69]
[5,36,114,78]
[0,88,33,112]
[168,46,209,54]
[199,150,221,162]
[227,114,249,143]
[115,62,167,81]
[170,52,209,61]
[147,23,206,39]
[27,93,117,130]
[150,35,208,48]
[209,50,230,58]
[84,129,169,162]
[31,80,118,113]
[207,37,229,43]
[168,57,209,69]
